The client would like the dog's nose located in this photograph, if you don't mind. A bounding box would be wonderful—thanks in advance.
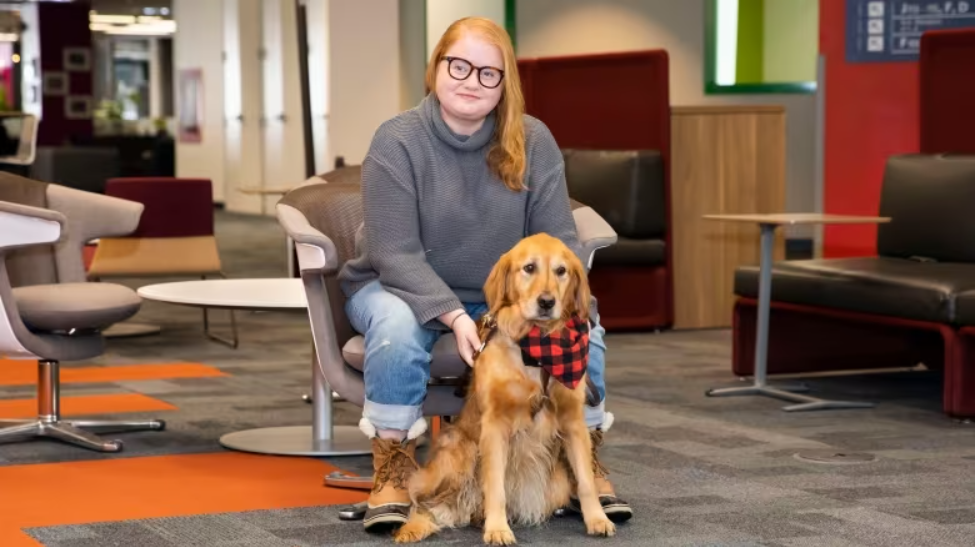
[537,295,556,311]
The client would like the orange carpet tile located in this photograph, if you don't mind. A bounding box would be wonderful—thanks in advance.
[0,393,177,418]
[0,361,228,386]
[0,452,368,546]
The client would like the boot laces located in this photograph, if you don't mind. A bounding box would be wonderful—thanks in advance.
[373,439,419,493]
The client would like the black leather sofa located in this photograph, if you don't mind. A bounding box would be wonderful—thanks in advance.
[731,153,975,417]
[562,149,671,330]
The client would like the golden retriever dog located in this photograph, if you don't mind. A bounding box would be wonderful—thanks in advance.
[393,233,615,545]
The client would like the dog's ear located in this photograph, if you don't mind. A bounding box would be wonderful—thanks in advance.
[484,251,512,311]
[566,251,591,322]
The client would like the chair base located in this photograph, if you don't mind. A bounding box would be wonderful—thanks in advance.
[103,321,163,338]
[324,471,374,491]
[1,359,167,452]
[218,424,373,456]
[0,418,166,452]
[332,496,572,522]
[338,501,369,521]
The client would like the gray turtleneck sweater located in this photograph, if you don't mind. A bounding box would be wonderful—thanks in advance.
[338,93,581,327]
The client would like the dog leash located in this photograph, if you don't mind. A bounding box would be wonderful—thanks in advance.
[472,312,499,362]
[453,313,497,398]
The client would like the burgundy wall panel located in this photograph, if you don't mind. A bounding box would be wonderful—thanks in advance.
[37,1,94,146]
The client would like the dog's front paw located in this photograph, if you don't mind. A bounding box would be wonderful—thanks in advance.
[394,524,427,544]
[483,525,517,545]
[393,517,437,543]
[585,515,616,537]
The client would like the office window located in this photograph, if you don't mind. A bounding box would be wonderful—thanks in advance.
[705,0,818,94]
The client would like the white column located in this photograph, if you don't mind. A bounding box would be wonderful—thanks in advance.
[148,38,163,119]
[326,0,401,167]
[261,0,308,213]
[19,5,41,119]
[305,0,329,175]
[223,0,265,215]
[173,0,227,202]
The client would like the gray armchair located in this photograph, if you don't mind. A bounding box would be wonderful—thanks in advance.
[0,173,166,452]
[276,166,618,500]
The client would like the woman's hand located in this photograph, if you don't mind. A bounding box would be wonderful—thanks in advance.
[450,313,481,367]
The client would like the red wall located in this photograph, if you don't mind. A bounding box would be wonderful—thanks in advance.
[820,0,919,257]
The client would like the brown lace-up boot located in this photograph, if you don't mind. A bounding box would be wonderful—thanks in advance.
[568,422,633,523]
[361,419,424,533]
[363,437,419,532]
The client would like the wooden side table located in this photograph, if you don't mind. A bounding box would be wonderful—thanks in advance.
[703,213,891,412]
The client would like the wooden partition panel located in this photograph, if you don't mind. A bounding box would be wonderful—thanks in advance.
[671,106,786,329]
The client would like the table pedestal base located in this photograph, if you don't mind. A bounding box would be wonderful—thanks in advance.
[703,221,875,413]
[706,383,875,412]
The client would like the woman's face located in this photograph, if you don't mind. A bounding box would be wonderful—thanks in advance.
[435,32,505,135]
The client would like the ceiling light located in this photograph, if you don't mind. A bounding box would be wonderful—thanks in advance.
[89,20,176,36]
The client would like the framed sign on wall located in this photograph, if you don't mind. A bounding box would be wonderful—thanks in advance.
[846,0,975,62]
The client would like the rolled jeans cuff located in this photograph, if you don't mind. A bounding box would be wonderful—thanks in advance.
[362,399,424,433]
[585,400,606,429]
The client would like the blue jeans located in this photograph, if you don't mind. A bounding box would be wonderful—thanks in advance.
[345,280,608,432]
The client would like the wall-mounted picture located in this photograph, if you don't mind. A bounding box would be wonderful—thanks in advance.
[42,72,68,96]
[64,96,93,119]
[177,68,203,143]
[63,47,91,71]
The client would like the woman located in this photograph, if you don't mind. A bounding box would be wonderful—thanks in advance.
[338,16,631,532]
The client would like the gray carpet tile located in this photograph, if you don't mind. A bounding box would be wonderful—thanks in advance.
[8,210,975,546]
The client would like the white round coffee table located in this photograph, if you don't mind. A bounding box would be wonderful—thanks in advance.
[137,278,307,310]
[136,277,371,457]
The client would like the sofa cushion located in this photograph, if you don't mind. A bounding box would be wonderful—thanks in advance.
[592,236,666,267]
[877,154,975,262]
[562,149,666,240]
[734,257,975,323]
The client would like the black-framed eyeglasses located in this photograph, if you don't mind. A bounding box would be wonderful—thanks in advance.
[442,56,505,89]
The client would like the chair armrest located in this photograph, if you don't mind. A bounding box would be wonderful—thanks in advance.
[573,205,618,270]
[276,203,339,273]
[46,184,144,242]
[0,200,65,253]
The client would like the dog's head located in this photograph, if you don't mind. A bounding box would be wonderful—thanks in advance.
[484,233,591,330]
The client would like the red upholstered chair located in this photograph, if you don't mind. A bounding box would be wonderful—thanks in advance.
[518,49,674,330]
[87,177,237,347]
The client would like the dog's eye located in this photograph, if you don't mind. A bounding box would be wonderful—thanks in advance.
[555,266,567,276]
[523,263,535,274]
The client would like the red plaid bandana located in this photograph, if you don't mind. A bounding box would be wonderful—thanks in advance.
[518,315,590,390]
